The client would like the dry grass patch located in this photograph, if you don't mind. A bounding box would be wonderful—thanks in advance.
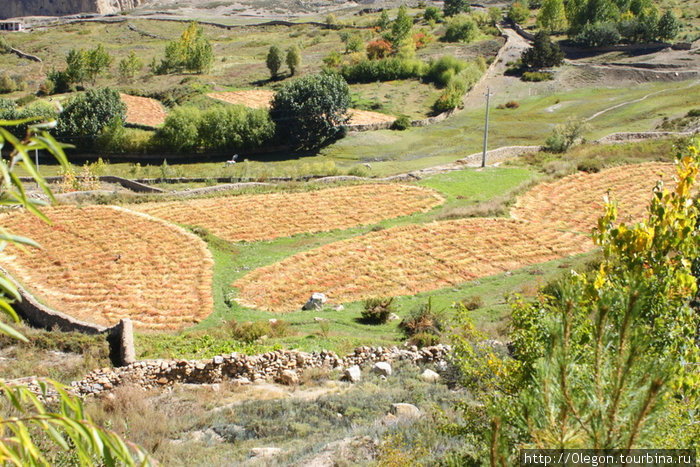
[120,93,168,128]
[233,218,591,312]
[135,184,444,243]
[511,162,675,233]
[0,206,213,330]
[207,90,396,125]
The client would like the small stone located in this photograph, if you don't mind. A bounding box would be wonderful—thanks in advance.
[388,313,400,321]
[421,369,440,383]
[157,377,169,385]
[277,369,299,386]
[302,292,327,310]
[314,317,325,323]
[380,413,398,426]
[333,304,344,311]
[268,318,278,324]
[390,403,421,419]
[372,361,392,377]
[211,383,220,392]
[250,447,282,458]
[213,356,224,365]
[344,365,361,383]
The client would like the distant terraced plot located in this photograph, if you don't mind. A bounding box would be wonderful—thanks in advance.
[120,93,167,128]
[234,162,676,312]
[233,218,591,312]
[511,162,675,233]
[135,184,444,243]
[0,206,213,330]
[208,90,396,125]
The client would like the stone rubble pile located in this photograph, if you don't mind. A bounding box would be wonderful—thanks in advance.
[72,344,451,396]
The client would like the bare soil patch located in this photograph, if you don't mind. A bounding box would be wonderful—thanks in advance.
[120,93,168,128]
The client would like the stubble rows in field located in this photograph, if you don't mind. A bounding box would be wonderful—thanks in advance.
[120,93,168,128]
[0,206,214,330]
[135,184,444,242]
[511,162,675,233]
[207,90,397,125]
[234,162,674,312]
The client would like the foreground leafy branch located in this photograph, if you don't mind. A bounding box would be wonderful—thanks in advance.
[0,119,151,466]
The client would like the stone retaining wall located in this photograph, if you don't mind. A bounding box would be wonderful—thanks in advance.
[72,344,451,395]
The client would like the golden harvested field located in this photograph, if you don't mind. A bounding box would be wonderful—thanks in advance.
[208,90,274,109]
[511,163,675,233]
[234,218,592,312]
[0,206,214,331]
[135,184,444,243]
[207,90,396,125]
[120,93,168,128]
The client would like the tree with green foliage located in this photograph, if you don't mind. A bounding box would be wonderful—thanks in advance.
[0,119,151,466]
[657,9,680,41]
[444,15,479,43]
[507,2,530,23]
[286,45,301,76]
[537,0,567,32]
[65,48,88,86]
[390,5,414,48]
[198,105,275,152]
[488,7,502,26]
[424,6,443,23]
[158,21,213,74]
[521,31,565,69]
[119,50,143,81]
[269,73,351,150]
[155,106,202,153]
[85,44,112,85]
[266,45,283,78]
[451,139,700,462]
[377,10,390,30]
[574,21,621,46]
[56,87,126,150]
[443,0,470,17]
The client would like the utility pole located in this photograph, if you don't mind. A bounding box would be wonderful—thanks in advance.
[481,87,492,168]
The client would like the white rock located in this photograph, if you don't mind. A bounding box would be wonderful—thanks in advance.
[388,313,400,321]
[250,447,282,458]
[213,355,224,365]
[421,369,440,383]
[390,403,421,419]
[303,292,327,310]
[277,369,299,386]
[344,365,361,383]
[372,361,392,376]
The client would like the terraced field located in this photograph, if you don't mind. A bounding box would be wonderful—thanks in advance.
[234,163,672,312]
[511,162,675,233]
[120,94,168,128]
[208,90,397,126]
[0,206,214,330]
[135,184,444,242]
[233,218,591,312]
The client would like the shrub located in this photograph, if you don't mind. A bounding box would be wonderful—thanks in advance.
[574,22,621,47]
[444,0,470,17]
[408,332,440,347]
[576,157,602,173]
[412,31,434,49]
[339,57,425,83]
[226,319,290,343]
[544,118,588,153]
[0,35,11,53]
[198,105,275,152]
[391,115,411,130]
[399,298,444,339]
[432,76,468,113]
[505,100,519,108]
[424,55,468,86]
[521,71,553,81]
[444,15,479,43]
[361,297,396,324]
[507,2,529,23]
[459,296,484,310]
[424,6,443,23]
[155,105,202,152]
[286,45,301,75]
[366,39,392,60]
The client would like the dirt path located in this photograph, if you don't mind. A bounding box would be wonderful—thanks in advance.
[461,26,532,110]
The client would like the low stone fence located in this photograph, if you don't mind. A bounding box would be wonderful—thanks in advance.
[72,344,452,396]
[1,266,135,366]
[595,130,696,144]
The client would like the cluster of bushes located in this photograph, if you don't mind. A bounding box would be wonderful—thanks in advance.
[0,98,59,139]
[155,104,275,153]
[0,72,26,94]
[572,7,680,46]
[431,57,487,113]
[338,57,425,83]
[153,22,213,74]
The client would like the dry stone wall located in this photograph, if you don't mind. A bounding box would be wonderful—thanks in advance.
[72,344,451,396]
